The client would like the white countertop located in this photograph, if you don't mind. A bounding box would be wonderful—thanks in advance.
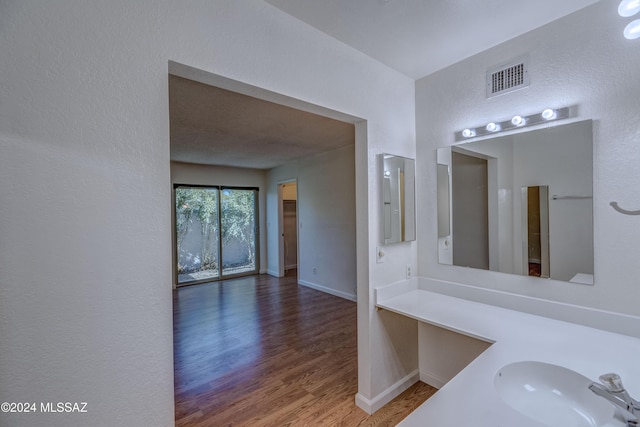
[375,288,640,427]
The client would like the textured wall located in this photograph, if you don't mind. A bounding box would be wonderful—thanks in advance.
[417,0,640,317]
[0,1,416,425]
[265,146,358,300]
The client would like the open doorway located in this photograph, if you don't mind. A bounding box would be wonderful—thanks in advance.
[169,62,369,426]
[278,181,298,277]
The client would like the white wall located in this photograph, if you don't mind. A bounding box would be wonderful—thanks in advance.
[298,146,356,298]
[267,146,357,300]
[417,0,640,319]
[0,1,416,425]
[170,161,268,282]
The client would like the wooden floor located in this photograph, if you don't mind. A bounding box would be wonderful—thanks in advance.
[173,271,437,426]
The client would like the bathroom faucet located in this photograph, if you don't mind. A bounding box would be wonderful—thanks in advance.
[589,373,640,426]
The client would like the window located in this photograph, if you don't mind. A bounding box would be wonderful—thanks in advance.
[174,185,258,285]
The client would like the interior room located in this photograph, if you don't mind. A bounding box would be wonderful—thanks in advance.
[2,1,640,426]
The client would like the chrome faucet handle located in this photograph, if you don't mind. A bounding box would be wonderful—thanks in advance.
[591,374,640,427]
[599,373,640,408]
[600,373,627,393]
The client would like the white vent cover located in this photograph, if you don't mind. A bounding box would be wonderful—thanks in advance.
[487,56,529,98]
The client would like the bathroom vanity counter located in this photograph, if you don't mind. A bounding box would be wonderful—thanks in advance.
[375,283,640,426]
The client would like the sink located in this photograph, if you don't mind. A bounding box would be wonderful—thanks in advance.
[494,361,618,427]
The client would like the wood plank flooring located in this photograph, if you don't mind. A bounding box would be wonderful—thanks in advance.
[173,272,436,426]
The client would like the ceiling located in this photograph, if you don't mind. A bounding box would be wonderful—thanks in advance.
[170,1,599,169]
[265,0,599,79]
[169,75,355,169]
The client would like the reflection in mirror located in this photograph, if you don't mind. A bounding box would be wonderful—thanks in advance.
[437,120,593,284]
[437,164,450,238]
[450,149,489,270]
[522,186,550,278]
[382,154,416,244]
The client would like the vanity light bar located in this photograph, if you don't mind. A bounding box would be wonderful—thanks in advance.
[618,0,640,39]
[619,0,640,17]
[455,107,570,141]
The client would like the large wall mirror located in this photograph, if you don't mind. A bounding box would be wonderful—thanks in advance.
[382,153,416,244]
[437,120,594,284]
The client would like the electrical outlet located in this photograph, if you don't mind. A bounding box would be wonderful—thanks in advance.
[406,264,412,279]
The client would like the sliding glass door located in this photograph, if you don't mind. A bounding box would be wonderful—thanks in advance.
[220,188,257,276]
[174,185,258,286]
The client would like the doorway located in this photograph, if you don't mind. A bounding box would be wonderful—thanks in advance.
[522,185,550,278]
[278,181,298,277]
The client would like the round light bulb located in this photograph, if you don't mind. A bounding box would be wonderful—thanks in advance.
[511,115,523,126]
[619,0,640,17]
[541,109,556,120]
[624,19,640,39]
[462,129,475,138]
[486,122,498,132]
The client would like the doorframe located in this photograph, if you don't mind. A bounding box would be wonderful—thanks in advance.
[277,179,298,278]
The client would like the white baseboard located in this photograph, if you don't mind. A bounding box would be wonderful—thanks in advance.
[355,369,419,414]
[285,263,298,270]
[298,279,356,302]
[266,269,280,277]
[420,370,447,389]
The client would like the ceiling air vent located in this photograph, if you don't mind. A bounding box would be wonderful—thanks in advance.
[487,56,529,98]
